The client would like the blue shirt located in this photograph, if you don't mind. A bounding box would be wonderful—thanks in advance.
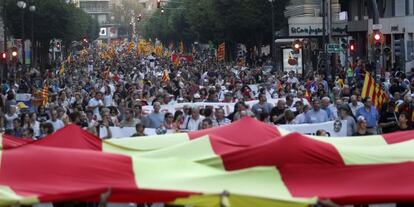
[322,107,334,120]
[356,106,378,128]
[305,109,329,123]
[146,112,165,128]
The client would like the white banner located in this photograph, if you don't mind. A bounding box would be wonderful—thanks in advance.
[279,120,347,137]
[99,126,174,138]
[102,120,347,139]
[141,98,303,116]
[16,93,32,102]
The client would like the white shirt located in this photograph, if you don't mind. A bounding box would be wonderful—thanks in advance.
[5,113,18,130]
[103,94,113,107]
[88,98,103,120]
[183,116,204,131]
[349,102,363,116]
[31,121,40,137]
[295,113,307,124]
[48,119,65,132]
[213,118,231,127]
[287,77,299,85]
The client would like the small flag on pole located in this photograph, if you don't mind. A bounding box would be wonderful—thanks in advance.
[217,42,225,62]
[59,64,65,75]
[162,70,170,82]
[42,83,49,106]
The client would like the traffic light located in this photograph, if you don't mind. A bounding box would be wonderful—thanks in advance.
[56,42,61,50]
[383,47,391,57]
[373,31,383,55]
[157,0,161,8]
[11,47,18,62]
[292,39,302,54]
[340,38,348,50]
[349,40,357,55]
[161,7,165,14]
[0,52,7,63]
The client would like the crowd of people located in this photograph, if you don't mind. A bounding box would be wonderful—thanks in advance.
[1,41,413,139]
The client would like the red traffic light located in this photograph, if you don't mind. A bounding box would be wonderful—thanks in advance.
[294,43,300,49]
[157,0,161,8]
[349,40,357,54]
[1,52,6,59]
[374,33,381,41]
[291,39,302,53]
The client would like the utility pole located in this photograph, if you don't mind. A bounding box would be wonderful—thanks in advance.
[2,0,8,82]
[322,0,332,81]
[270,0,275,67]
[327,0,334,81]
[371,0,380,78]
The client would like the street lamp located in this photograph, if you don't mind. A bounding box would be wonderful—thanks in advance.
[269,0,275,67]
[17,0,27,70]
[29,3,35,68]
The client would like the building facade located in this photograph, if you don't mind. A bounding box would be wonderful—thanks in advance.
[346,0,414,72]
[79,0,111,25]
[279,0,344,75]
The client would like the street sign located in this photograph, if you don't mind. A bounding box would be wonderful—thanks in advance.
[327,44,342,53]
[373,24,383,30]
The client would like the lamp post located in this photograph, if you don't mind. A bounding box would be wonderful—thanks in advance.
[17,0,27,70]
[2,0,8,81]
[269,0,275,67]
[29,2,35,68]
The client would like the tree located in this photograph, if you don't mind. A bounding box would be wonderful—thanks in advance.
[141,0,288,58]
[5,0,99,68]
[111,0,144,38]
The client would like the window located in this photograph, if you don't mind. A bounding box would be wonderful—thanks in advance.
[394,0,406,17]
[406,0,410,15]
[392,0,395,16]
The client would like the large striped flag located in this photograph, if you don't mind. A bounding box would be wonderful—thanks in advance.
[42,83,49,106]
[361,72,388,110]
[217,42,225,62]
[4,118,414,206]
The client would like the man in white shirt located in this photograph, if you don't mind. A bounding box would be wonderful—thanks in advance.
[348,95,363,117]
[48,109,65,132]
[183,107,204,131]
[88,92,104,120]
[286,71,299,86]
[213,108,231,127]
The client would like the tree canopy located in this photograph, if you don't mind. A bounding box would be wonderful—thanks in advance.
[4,0,99,67]
[5,0,99,43]
[141,0,288,46]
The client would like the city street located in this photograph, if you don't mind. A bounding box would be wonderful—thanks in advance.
[0,0,413,207]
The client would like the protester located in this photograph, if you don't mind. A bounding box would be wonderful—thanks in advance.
[353,116,372,136]
[316,129,328,136]
[356,97,379,135]
[338,105,357,136]
[131,123,146,137]
[397,112,412,131]
[146,102,164,128]
[182,106,204,131]
[251,93,273,119]
[201,118,213,130]
[305,99,329,124]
